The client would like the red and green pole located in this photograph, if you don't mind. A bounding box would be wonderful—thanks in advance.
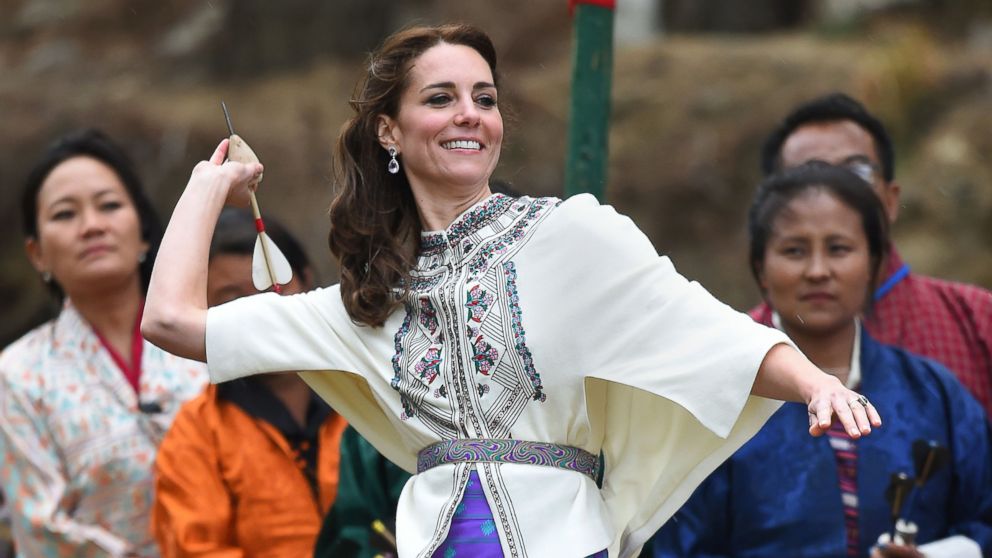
[565,0,615,201]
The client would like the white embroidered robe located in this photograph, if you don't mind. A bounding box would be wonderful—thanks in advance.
[206,194,791,557]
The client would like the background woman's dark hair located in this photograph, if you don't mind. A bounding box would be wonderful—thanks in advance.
[747,161,890,311]
[210,207,313,284]
[20,129,163,301]
[328,23,500,327]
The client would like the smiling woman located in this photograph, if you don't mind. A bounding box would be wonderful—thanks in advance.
[326,25,507,329]
[375,42,503,229]
[143,24,882,558]
[0,130,207,557]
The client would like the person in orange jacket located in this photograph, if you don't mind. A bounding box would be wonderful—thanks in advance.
[151,207,347,557]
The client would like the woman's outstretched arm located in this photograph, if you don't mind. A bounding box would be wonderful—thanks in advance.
[141,139,263,361]
[752,343,883,438]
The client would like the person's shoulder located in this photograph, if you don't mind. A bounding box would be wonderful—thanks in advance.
[902,349,987,417]
[869,333,978,399]
[171,385,219,420]
[159,385,219,446]
[212,284,345,324]
[747,302,773,325]
[501,194,564,229]
[287,284,345,314]
[540,193,652,249]
[0,317,58,387]
[253,284,343,309]
[907,272,992,306]
[552,193,617,222]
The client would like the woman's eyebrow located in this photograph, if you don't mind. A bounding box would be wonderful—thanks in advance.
[419,81,496,92]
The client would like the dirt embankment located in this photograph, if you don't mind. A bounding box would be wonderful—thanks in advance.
[1,2,989,345]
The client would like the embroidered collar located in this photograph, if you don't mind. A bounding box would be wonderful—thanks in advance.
[406,194,560,291]
[51,300,144,407]
[418,193,515,256]
[91,303,144,395]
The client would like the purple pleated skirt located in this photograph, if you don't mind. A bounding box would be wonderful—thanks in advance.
[431,470,608,557]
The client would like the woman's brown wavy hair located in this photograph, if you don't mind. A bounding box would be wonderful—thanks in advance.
[329,24,499,327]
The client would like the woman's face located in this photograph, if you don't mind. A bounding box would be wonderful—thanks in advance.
[378,42,503,195]
[26,156,148,296]
[758,189,872,336]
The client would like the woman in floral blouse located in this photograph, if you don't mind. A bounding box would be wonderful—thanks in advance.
[0,130,207,557]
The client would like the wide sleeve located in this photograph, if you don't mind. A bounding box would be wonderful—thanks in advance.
[521,195,790,556]
[206,285,416,472]
[151,399,243,558]
[0,369,130,557]
[530,194,790,436]
[205,286,370,383]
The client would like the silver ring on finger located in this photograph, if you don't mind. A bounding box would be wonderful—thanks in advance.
[848,395,869,408]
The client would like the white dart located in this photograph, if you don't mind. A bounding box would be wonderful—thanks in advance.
[222,102,294,293]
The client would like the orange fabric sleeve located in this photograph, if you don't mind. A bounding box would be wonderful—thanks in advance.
[152,392,244,558]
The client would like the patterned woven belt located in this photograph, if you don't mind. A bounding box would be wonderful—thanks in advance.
[417,438,601,482]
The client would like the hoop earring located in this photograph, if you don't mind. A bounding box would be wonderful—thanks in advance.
[387,146,400,174]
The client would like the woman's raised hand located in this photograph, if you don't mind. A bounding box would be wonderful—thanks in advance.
[191,139,264,208]
[142,138,263,362]
[805,374,883,438]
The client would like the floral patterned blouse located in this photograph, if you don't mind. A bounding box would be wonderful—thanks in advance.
[0,301,207,557]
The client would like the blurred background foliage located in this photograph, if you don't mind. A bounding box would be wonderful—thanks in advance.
[1,0,990,346]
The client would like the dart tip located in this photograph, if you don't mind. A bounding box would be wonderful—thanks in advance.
[220,101,235,136]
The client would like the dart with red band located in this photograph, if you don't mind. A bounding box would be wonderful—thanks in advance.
[252,217,282,293]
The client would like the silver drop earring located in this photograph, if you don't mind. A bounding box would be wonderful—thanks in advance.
[41,271,52,283]
[138,251,147,264]
[387,146,400,174]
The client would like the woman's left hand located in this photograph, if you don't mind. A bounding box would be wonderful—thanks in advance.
[806,374,882,438]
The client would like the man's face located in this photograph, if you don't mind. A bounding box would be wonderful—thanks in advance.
[206,253,306,307]
[779,120,900,224]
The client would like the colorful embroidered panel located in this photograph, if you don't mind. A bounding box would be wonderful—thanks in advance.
[390,195,559,441]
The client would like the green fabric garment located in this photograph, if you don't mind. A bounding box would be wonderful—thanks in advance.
[313,427,411,558]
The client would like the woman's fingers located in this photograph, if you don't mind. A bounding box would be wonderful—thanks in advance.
[808,409,824,436]
[834,393,871,438]
[866,400,883,427]
[808,398,832,437]
[209,138,230,165]
[808,389,883,439]
[190,140,264,207]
